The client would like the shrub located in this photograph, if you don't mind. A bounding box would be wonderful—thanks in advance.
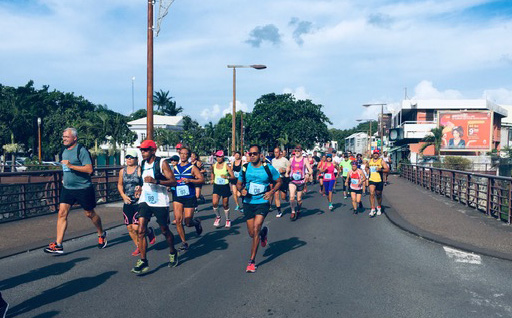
[443,156,472,171]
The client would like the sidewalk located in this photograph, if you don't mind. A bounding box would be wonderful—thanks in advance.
[383,174,512,261]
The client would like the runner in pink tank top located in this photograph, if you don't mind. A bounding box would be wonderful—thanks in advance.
[285,144,313,221]
[345,161,366,214]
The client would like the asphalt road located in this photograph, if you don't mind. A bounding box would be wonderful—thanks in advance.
[1,183,512,318]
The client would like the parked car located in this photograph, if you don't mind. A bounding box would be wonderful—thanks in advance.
[4,160,28,172]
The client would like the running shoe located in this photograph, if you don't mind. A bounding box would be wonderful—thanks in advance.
[178,242,189,253]
[377,206,382,216]
[240,208,244,213]
[276,211,283,218]
[353,208,358,215]
[328,203,333,211]
[0,299,8,318]
[213,216,221,227]
[131,259,149,275]
[44,242,63,254]
[147,226,156,245]
[172,219,177,225]
[195,218,203,235]
[235,205,239,211]
[268,206,273,212]
[290,211,297,221]
[131,247,140,256]
[369,209,376,217]
[344,195,348,199]
[246,262,257,273]
[225,219,231,228]
[259,226,268,247]
[98,231,107,249]
[169,252,179,267]
[194,207,199,214]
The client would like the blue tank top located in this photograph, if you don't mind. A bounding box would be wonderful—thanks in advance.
[173,163,195,199]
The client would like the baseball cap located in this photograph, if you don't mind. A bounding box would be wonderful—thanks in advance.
[215,150,224,157]
[351,161,358,166]
[170,155,180,162]
[137,139,157,149]
[373,150,380,154]
[326,153,333,158]
[125,149,138,158]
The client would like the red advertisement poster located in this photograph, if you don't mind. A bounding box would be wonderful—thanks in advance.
[438,111,492,151]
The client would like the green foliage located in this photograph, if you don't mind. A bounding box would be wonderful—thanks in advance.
[0,81,136,161]
[246,93,331,151]
[420,126,444,158]
[442,156,472,171]
[153,89,183,116]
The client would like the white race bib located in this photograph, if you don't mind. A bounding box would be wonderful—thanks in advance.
[343,168,349,173]
[351,178,358,185]
[176,185,190,197]
[292,172,302,181]
[145,191,158,205]
[234,171,240,178]
[324,173,332,180]
[248,183,266,195]
[215,176,228,185]
[370,166,377,173]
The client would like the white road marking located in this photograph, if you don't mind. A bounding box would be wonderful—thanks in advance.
[443,246,482,264]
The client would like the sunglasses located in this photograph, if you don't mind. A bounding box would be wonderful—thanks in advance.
[125,156,136,159]
[248,152,259,156]
[140,148,152,152]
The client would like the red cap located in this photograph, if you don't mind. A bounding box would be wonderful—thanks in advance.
[373,150,380,154]
[138,140,157,149]
[176,143,182,149]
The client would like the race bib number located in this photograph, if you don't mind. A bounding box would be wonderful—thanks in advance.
[292,172,302,181]
[176,185,190,197]
[248,183,266,195]
[370,166,377,173]
[234,171,240,178]
[215,176,228,185]
[145,192,158,205]
[351,179,359,185]
[324,173,332,180]
[343,168,349,173]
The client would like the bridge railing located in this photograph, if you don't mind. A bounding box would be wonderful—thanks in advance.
[0,166,122,223]
[400,164,512,224]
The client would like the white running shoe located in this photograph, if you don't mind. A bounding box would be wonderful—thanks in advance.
[276,211,283,218]
[369,209,376,217]
[377,207,382,215]
[213,217,221,227]
[225,219,231,228]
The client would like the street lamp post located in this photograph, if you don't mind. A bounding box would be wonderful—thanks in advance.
[37,117,42,163]
[227,64,266,155]
[362,103,387,151]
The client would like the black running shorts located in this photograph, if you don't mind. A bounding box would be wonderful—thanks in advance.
[243,203,270,220]
[138,202,170,226]
[173,196,198,208]
[123,203,140,225]
[369,181,384,192]
[60,186,96,211]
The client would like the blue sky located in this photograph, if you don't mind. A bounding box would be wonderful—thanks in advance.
[1,0,511,129]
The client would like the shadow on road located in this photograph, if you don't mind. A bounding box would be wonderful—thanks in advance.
[33,311,60,318]
[8,271,117,317]
[0,257,89,290]
[297,208,324,219]
[258,237,307,267]
[64,233,133,256]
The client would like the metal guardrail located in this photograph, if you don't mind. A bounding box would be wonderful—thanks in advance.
[400,164,512,224]
[0,166,123,223]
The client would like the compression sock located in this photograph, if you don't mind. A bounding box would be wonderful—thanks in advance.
[224,208,230,220]
[290,200,296,211]
[213,206,220,218]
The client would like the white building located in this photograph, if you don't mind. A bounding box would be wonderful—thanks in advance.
[345,132,369,155]
[122,115,185,163]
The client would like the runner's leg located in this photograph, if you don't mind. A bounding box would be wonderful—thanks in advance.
[56,203,71,244]
[248,214,265,261]
[137,217,148,260]
[173,202,186,243]
[84,209,104,237]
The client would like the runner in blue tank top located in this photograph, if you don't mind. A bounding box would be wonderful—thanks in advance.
[172,147,204,253]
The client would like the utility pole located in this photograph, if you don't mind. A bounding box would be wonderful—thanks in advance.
[146,0,154,140]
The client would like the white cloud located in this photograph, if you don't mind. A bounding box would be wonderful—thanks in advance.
[483,88,512,105]
[412,80,464,99]
[200,100,249,123]
[283,86,311,100]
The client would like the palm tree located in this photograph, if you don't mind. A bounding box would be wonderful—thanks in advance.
[153,89,183,116]
[420,126,444,160]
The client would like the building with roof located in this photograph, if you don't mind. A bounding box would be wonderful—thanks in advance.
[345,132,369,155]
[388,99,507,169]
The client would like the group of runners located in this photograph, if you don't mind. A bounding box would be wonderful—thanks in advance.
[41,127,391,277]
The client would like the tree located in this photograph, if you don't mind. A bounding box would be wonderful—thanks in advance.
[247,93,331,151]
[420,126,444,159]
[153,89,183,116]
[129,109,147,121]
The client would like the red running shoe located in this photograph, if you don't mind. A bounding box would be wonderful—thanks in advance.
[147,226,156,245]
[246,262,257,273]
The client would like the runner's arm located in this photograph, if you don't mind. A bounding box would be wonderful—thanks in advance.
[264,177,282,200]
[117,168,131,204]
[226,164,235,179]
[61,161,93,174]
[186,165,204,184]
[381,160,390,174]
[159,160,177,186]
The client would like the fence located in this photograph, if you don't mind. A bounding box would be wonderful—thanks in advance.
[400,164,512,224]
[0,166,122,223]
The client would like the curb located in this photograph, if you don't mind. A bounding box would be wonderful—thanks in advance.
[383,194,512,262]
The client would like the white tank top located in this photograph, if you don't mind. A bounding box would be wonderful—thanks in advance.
[139,159,170,207]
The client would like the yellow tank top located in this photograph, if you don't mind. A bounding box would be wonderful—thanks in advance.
[368,158,383,182]
[213,162,228,185]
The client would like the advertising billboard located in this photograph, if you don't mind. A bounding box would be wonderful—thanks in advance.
[438,111,492,151]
